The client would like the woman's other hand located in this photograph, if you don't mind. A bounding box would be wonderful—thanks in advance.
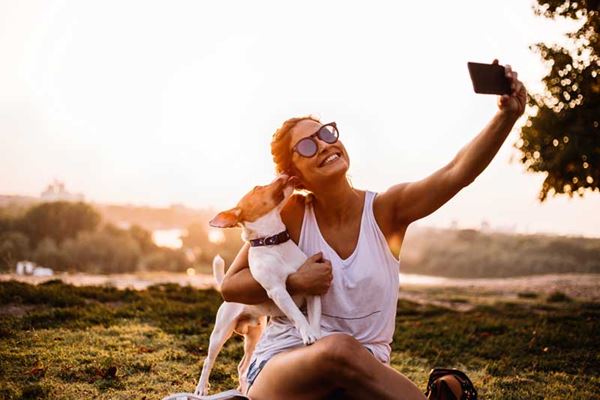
[288,252,333,296]
[494,59,527,117]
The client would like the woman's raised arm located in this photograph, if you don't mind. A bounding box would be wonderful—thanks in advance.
[377,61,526,228]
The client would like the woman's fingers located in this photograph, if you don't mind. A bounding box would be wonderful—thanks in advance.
[491,60,526,114]
[513,80,523,95]
[307,252,323,262]
[498,94,511,110]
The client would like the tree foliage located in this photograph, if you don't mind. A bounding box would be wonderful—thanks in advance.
[128,224,157,254]
[32,238,68,270]
[19,202,101,246]
[401,227,600,278]
[62,230,141,273]
[180,223,208,249]
[0,232,30,271]
[519,0,600,200]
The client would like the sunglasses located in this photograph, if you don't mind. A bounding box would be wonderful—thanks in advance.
[291,122,339,158]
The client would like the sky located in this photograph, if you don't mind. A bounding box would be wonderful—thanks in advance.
[1,0,598,237]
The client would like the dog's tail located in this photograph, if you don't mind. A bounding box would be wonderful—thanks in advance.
[212,254,226,288]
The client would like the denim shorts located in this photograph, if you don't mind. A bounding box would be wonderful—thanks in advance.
[246,358,270,392]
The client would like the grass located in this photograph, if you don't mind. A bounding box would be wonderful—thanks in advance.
[0,281,598,400]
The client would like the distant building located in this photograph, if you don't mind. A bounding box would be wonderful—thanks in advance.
[33,267,54,277]
[16,261,54,276]
[40,180,84,202]
[16,261,35,275]
[480,219,491,233]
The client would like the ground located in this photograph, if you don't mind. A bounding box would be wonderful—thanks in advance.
[0,279,598,399]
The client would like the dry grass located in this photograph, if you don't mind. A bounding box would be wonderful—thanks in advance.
[0,280,598,399]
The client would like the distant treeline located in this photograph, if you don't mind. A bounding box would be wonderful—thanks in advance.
[0,196,216,230]
[400,227,600,278]
[1,200,599,277]
[0,201,243,274]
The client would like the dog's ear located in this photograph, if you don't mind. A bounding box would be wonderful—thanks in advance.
[209,207,242,228]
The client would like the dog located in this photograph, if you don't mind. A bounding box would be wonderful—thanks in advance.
[194,174,322,396]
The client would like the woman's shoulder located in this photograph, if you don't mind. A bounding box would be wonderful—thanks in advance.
[281,193,307,243]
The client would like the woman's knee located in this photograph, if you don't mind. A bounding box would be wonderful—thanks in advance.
[314,334,370,380]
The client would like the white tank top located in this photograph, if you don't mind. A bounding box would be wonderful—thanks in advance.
[250,191,400,366]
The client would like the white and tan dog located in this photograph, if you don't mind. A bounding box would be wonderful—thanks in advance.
[195,175,321,396]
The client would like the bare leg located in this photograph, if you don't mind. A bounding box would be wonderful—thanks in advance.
[248,334,426,400]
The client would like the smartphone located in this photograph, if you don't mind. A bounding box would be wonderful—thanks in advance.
[467,62,511,95]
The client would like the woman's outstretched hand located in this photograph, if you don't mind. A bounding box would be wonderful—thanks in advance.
[288,252,333,296]
[494,59,527,117]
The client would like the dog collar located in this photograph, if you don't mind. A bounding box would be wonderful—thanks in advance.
[249,230,291,247]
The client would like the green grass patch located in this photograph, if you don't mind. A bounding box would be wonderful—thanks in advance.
[546,291,572,303]
[0,280,598,399]
[517,291,539,299]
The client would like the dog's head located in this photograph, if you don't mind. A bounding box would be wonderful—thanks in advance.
[209,174,295,229]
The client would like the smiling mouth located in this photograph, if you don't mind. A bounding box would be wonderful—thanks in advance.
[318,152,342,168]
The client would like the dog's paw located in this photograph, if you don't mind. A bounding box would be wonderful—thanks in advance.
[194,383,208,396]
[300,327,321,345]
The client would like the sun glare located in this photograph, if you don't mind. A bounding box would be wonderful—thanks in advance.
[208,229,226,244]
[152,229,184,249]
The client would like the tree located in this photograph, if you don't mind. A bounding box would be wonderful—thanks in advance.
[0,216,14,234]
[141,248,188,272]
[0,232,30,271]
[62,231,141,273]
[128,225,157,254]
[518,0,600,200]
[19,202,101,246]
[32,238,68,270]
[181,223,208,249]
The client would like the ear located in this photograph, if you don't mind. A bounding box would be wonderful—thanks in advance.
[209,207,242,228]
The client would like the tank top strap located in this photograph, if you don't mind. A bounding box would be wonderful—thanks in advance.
[364,190,375,212]
[298,195,314,249]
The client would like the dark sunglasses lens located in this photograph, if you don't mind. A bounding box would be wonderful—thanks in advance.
[318,125,338,143]
[296,138,318,157]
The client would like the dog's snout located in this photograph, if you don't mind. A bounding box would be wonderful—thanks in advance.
[271,174,289,185]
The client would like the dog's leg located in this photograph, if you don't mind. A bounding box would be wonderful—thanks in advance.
[307,296,322,338]
[195,303,243,396]
[267,288,319,345]
[237,316,267,394]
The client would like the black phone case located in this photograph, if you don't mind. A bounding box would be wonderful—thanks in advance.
[467,62,511,95]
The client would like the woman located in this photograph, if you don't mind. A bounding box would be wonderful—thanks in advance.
[220,61,526,400]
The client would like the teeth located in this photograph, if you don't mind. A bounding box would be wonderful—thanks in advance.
[322,154,339,166]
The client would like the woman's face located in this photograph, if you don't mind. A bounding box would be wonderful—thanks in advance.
[288,119,350,190]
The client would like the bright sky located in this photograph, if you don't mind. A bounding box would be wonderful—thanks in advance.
[1,1,598,237]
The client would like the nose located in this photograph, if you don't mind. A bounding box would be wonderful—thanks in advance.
[315,138,336,160]
[271,174,289,184]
